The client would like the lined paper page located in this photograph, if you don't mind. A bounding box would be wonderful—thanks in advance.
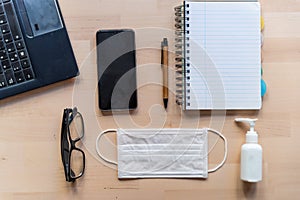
[184,2,261,110]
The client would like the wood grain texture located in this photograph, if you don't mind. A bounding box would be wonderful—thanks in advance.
[0,0,299,199]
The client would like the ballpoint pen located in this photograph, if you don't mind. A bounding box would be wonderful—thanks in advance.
[161,38,169,109]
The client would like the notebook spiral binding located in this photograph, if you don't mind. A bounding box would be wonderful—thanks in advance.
[174,2,190,106]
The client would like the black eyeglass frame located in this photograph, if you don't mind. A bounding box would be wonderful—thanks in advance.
[60,107,86,182]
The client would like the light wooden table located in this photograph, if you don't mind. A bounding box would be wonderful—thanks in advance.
[0,0,299,199]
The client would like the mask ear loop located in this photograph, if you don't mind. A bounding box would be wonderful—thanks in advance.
[96,129,118,165]
[207,128,228,173]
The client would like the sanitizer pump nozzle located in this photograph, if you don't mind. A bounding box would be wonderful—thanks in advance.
[235,118,262,182]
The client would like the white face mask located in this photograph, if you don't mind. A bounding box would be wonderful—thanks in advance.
[96,128,227,179]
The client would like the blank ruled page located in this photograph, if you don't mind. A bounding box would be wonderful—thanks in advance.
[184,2,261,110]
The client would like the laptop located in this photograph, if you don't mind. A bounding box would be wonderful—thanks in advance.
[0,0,79,99]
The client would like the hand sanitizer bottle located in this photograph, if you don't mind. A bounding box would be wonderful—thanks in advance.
[235,118,262,182]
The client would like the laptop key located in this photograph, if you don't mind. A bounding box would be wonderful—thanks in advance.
[23,68,33,80]
[1,59,9,69]
[18,50,27,59]
[0,73,6,88]
[6,42,14,52]
[0,24,9,34]
[0,5,3,14]
[0,14,6,24]
[3,33,12,43]
[11,61,20,71]
[4,68,15,85]
[15,40,24,50]
[14,71,24,83]
[4,2,22,40]
[0,40,4,50]
[9,51,17,62]
[21,59,30,68]
[0,49,7,60]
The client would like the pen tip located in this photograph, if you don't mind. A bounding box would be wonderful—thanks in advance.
[162,38,168,46]
[164,99,168,109]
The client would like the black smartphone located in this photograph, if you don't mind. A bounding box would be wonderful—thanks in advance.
[96,29,137,111]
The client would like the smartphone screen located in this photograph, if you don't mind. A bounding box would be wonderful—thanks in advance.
[96,29,137,111]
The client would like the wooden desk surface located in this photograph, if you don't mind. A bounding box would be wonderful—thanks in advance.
[0,0,299,199]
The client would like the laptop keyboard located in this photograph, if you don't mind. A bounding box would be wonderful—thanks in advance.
[0,0,34,89]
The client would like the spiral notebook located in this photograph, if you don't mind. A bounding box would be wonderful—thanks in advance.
[175,1,261,110]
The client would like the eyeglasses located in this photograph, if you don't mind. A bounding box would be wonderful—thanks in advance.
[60,107,85,182]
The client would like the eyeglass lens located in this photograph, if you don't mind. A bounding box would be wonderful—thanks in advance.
[70,149,85,178]
[69,112,84,141]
